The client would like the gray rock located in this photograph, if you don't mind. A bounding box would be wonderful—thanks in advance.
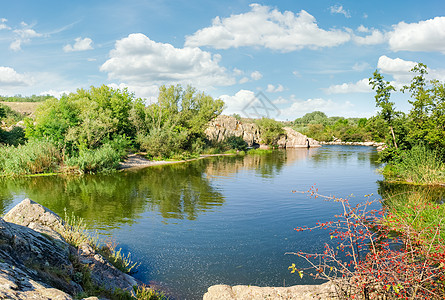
[203,282,337,300]
[0,198,143,299]
[205,116,321,148]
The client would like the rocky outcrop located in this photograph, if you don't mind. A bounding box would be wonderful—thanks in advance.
[0,199,141,300]
[205,115,262,146]
[203,282,336,300]
[205,116,320,148]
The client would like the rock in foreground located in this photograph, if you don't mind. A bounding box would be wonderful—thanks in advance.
[0,199,141,300]
[204,282,336,300]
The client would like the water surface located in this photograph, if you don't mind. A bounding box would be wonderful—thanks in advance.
[0,146,385,299]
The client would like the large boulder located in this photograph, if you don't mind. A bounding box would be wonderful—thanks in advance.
[0,199,141,299]
[205,116,320,148]
[205,115,262,146]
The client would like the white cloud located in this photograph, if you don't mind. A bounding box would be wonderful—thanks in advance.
[272,96,288,104]
[377,55,445,85]
[233,68,243,76]
[40,90,70,98]
[107,82,160,102]
[388,17,445,53]
[63,37,93,52]
[0,66,32,87]
[353,28,386,45]
[239,77,249,84]
[266,84,284,93]
[329,5,350,18]
[251,71,262,80]
[220,89,257,115]
[10,26,42,51]
[0,18,10,30]
[281,98,354,119]
[352,62,370,72]
[185,3,351,51]
[324,78,372,94]
[101,33,235,88]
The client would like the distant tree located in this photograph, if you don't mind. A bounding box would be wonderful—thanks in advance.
[369,71,399,148]
[256,118,284,145]
[294,111,328,125]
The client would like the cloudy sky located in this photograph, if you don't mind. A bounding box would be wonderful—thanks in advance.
[1,0,444,120]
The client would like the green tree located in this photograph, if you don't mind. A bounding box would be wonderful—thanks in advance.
[369,71,399,148]
[256,118,284,145]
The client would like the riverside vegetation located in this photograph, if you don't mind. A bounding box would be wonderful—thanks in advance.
[0,85,286,176]
[288,64,445,299]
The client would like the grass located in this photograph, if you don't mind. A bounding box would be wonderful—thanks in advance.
[383,145,445,185]
[246,148,273,155]
[0,101,42,115]
[0,139,61,176]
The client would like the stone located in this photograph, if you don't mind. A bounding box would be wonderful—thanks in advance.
[0,199,143,299]
[205,116,321,148]
[203,282,337,300]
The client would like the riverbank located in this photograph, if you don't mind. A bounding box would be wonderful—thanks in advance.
[0,199,165,300]
[118,153,238,170]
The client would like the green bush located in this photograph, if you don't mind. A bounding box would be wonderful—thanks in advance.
[136,127,188,159]
[391,144,445,185]
[255,118,284,145]
[65,143,122,174]
[0,140,61,176]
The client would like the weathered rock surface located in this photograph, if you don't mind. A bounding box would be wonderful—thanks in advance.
[205,115,262,146]
[203,282,336,300]
[205,115,320,148]
[0,199,141,299]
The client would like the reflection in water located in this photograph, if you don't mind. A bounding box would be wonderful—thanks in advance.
[310,145,380,168]
[0,151,312,228]
[0,160,225,228]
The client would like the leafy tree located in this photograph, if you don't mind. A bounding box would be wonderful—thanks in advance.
[256,118,284,145]
[294,111,328,125]
[369,71,399,148]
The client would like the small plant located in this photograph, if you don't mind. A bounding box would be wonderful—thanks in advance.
[134,285,168,300]
[288,187,445,299]
[61,210,99,248]
[101,239,140,274]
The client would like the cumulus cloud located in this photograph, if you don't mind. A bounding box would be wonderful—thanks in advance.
[353,27,386,45]
[377,55,445,85]
[63,37,93,52]
[185,3,351,51]
[329,5,350,18]
[0,66,32,86]
[266,84,284,93]
[100,33,235,88]
[220,89,257,115]
[239,77,249,84]
[388,17,445,53]
[324,78,372,94]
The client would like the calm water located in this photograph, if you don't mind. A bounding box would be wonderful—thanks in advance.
[1,145,386,299]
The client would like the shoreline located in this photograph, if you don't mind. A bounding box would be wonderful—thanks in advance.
[118,153,238,170]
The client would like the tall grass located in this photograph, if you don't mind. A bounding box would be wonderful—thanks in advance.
[65,143,122,174]
[391,144,445,185]
[0,139,61,176]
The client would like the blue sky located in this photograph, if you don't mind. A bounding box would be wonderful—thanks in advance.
[1,0,444,120]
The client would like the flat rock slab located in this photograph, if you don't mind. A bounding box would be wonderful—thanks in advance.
[203,283,336,300]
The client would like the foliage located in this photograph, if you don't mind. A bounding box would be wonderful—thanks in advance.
[0,140,61,176]
[289,188,445,299]
[64,143,123,174]
[0,126,26,146]
[382,144,445,185]
[255,117,284,145]
[369,70,399,149]
[224,135,248,151]
[134,285,168,300]
[61,210,99,248]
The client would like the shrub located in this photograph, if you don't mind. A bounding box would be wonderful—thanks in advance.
[136,127,188,159]
[64,143,121,174]
[255,118,284,145]
[391,144,445,185]
[0,140,61,176]
[288,188,445,299]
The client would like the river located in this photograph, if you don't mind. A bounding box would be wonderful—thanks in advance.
[0,145,385,299]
